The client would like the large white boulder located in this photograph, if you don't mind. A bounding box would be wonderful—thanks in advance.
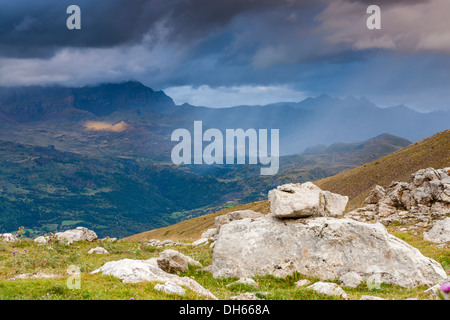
[91,258,217,299]
[211,216,447,288]
[268,182,348,219]
[55,227,97,243]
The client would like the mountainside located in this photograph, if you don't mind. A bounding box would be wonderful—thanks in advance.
[0,131,410,238]
[0,81,448,157]
[126,129,450,242]
[315,129,450,211]
[0,81,448,238]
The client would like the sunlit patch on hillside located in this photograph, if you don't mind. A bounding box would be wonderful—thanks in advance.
[84,121,130,132]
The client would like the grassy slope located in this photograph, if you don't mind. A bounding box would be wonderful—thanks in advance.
[125,129,450,242]
[315,129,450,212]
[123,201,270,242]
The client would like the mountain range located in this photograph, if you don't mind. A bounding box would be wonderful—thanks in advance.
[0,81,447,238]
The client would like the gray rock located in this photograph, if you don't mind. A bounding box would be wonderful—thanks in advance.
[201,228,219,240]
[215,210,264,230]
[365,185,386,204]
[192,238,209,246]
[34,236,49,244]
[154,281,186,295]
[211,216,447,288]
[350,168,450,225]
[268,182,348,219]
[295,279,311,287]
[423,217,450,243]
[307,282,349,299]
[88,247,109,254]
[91,258,217,299]
[157,249,202,274]
[55,227,97,244]
[0,233,17,242]
[339,272,363,288]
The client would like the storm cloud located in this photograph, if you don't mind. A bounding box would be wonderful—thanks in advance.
[0,0,449,111]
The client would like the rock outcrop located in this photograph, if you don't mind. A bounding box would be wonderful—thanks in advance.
[268,182,348,219]
[347,167,450,225]
[211,216,447,287]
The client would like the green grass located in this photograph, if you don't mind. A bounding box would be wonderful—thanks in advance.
[0,233,447,300]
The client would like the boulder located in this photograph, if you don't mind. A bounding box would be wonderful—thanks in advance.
[307,282,348,299]
[55,227,97,244]
[365,185,386,204]
[423,217,450,243]
[211,216,447,288]
[88,247,109,255]
[0,233,17,242]
[91,258,217,299]
[156,249,202,274]
[268,182,348,219]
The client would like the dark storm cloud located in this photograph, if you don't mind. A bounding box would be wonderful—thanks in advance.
[0,0,315,58]
[1,0,449,111]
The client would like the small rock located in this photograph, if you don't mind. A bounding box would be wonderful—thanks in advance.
[34,236,50,244]
[88,247,109,254]
[157,249,202,274]
[307,282,349,299]
[9,273,61,280]
[295,279,311,288]
[154,281,186,295]
[0,233,17,242]
[55,227,97,244]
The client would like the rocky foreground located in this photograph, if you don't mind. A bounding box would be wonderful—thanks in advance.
[1,167,449,300]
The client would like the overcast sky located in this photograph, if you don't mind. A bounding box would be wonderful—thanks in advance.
[1,0,450,111]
